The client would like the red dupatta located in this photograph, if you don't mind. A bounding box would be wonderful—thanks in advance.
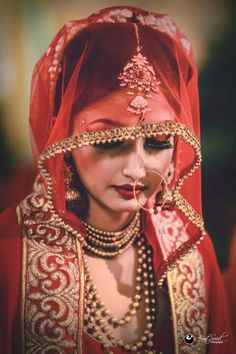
[11,5,234,354]
[28,6,204,278]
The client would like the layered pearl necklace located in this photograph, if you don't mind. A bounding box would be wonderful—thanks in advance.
[83,211,141,258]
[83,213,159,354]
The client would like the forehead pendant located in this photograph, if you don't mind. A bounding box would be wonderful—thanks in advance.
[118,24,161,121]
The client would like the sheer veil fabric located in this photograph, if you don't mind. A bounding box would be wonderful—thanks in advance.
[0,5,234,354]
[29,6,203,277]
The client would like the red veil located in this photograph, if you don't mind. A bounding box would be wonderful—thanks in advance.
[29,6,203,278]
[0,5,234,354]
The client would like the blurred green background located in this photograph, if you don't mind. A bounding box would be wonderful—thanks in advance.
[0,0,235,269]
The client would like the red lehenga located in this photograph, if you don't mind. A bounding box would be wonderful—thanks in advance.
[0,6,235,354]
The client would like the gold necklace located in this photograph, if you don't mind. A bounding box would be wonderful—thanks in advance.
[83,211,141,257]
[83,233,158,354]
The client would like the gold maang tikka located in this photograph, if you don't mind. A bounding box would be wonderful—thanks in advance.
[118,24,161,122]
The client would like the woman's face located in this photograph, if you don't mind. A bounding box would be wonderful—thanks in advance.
[72,91,175,216]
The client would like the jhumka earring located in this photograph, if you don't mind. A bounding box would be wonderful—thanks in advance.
[118,24,161,123]
[64,161,81,202]
[133,170,170,214]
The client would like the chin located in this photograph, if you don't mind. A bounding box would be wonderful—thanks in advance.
[111,199,141,213]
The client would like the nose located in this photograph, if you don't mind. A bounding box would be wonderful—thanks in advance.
[122,145,146,181]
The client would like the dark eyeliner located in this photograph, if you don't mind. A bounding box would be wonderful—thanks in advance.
[145,138,173,150]
[94,141,124,149]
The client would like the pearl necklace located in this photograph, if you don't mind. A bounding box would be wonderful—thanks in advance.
[83,233,159,354]
[83,211,141,257]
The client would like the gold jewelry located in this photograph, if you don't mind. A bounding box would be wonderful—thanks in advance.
[38,122,206,286]
[83,211,141,258]
[133,170,169,214]
[118,24,161,117]
[66,189,81,202]
[64,160,81,202]
[83,233,158,353]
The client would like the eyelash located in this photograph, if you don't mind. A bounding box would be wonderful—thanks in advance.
[144,138,173,150]
[94,138,173,150]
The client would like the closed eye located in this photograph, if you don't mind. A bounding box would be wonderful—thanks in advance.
[94,141,124,149]
[93,136,173,151]
[144,137,173,150]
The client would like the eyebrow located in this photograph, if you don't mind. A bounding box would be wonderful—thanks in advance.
[86,118,125,129]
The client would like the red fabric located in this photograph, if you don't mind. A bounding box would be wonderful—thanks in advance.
[0,209,235,353]
[0,5,235,354]
[198,235,235,353]
[29,8,200,205]
[28,5,204,279]
[0,207,22,354]
[0,162,36,213]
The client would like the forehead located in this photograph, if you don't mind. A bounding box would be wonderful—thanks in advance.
[72,90,176,133]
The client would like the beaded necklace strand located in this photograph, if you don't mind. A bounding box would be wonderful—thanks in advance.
[83,214,159,354]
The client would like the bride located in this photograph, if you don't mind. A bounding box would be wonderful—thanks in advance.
[0,6,234,354]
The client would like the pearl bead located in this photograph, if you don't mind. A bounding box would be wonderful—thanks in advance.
[83,232,159,353]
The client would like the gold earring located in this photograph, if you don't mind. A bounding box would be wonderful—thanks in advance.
[133,170,169,214]
[64,163,81,202]
[66,189,81,202]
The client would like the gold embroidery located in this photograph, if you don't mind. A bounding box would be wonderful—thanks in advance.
[76,239,85,354]
[167,272,179,354]
[24,239,80,352]
[19,122,207,352]
[154,211,207,353]
[20,182,83,353]
[37,122,205,281]
[151,210,189,258]
[169,250,207,354]
[21,233,28,354]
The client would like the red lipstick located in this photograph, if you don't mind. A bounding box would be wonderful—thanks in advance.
[114,184,145,200]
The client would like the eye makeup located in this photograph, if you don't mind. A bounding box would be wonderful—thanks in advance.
[94,135,173,151]
[144,135,173,150]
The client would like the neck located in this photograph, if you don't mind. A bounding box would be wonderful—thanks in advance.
[86,198,136,232]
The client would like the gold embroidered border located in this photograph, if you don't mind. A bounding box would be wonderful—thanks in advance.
[19,121,207,352]
[167,272,179,354]
[20,187,82,354]
[21,232,28,353]
[36,122,205,284]
[168,250,207,354]
[76,239,85,354]
[152,211,207,353]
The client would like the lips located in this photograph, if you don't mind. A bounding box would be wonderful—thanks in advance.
[114,184,145,200]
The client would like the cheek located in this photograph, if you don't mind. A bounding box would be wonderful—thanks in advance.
[160,148,174,172]
[147,148,174,173]
[147,149,174,193]
[72,149,121,188]
[72,149,97,189]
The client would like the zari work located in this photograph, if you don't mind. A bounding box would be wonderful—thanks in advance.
[20,180,84,353]
[18,6,208,353]
[19,181,207,354]
[152,211,207,353]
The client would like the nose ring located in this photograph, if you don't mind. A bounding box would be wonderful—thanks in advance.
[133,169,169,214]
